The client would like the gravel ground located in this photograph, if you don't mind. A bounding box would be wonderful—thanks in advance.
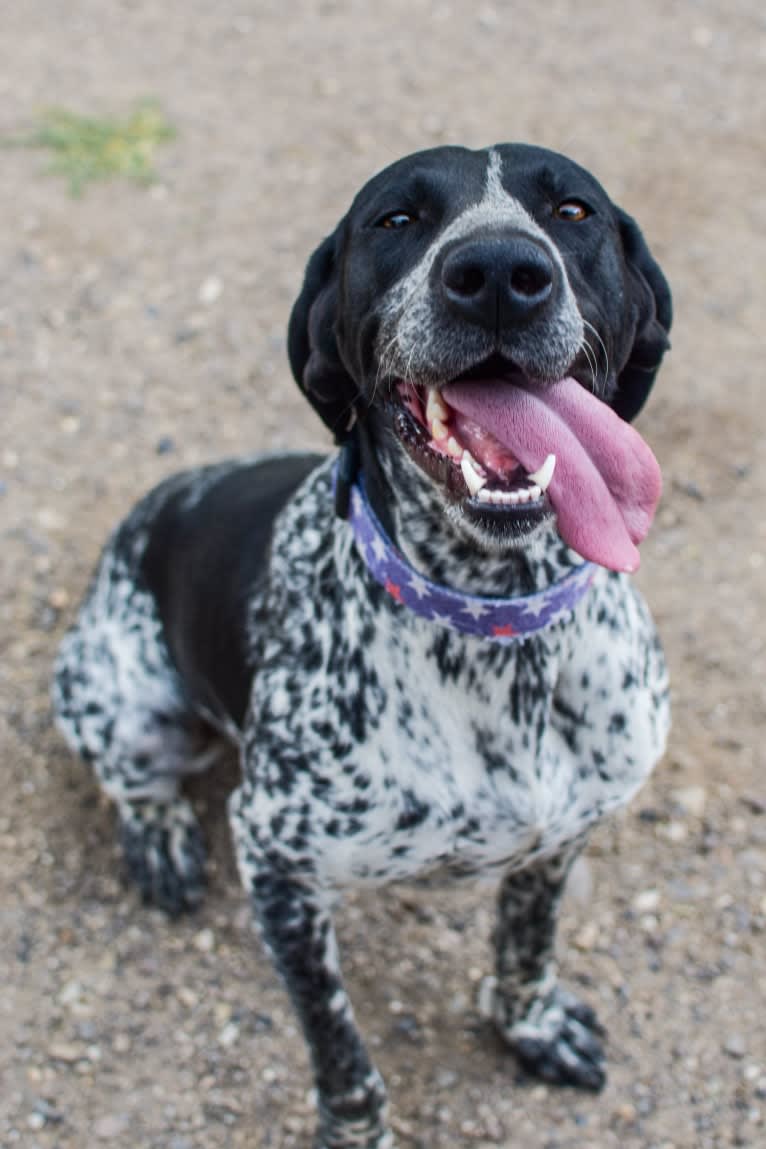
[1,3,765,1147]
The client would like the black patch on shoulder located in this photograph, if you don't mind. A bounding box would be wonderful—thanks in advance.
[141,453,324,726]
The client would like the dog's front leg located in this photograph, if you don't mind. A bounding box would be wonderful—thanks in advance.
[490,845,606,1091]
[245,866,392,1148]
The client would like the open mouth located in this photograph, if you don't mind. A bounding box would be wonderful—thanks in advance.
[387,360,664,573]
[391,367,555,518]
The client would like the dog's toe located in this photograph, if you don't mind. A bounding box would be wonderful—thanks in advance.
[508,987,607,1091]
[119,797,207,916]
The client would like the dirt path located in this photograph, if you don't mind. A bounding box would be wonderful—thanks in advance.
[2,3,765,1146]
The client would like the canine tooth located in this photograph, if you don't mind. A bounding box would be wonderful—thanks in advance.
[527,453,556,492]
[446,436,463,459]
[431,416,448,441]
[426,388,449,425]
[461,452,487,495]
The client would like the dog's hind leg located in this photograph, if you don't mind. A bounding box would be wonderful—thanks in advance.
[488,844,606,1091]
[52,551,213,916]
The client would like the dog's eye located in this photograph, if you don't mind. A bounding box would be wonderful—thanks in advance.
[555,200,591,222]
[377,211,415,230]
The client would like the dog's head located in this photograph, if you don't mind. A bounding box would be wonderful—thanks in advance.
[288,144,671,572]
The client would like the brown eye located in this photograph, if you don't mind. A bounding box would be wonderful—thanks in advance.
[378,211,415,229]
[555,200,590,222]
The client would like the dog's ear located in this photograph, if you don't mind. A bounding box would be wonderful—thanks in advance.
[612,208,673,422]
[287,225,359,441]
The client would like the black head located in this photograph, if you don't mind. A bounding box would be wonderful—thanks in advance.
[288,144,671,557]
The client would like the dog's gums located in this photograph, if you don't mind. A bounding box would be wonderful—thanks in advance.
[393,380,548,504]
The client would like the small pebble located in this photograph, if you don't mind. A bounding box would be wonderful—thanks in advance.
[435,1069,459,1089]
[573,921,600,951]
[634,888,661,913]
[218,1022,239,1047]
[673,477,705,501]
[177,986,199,1009]
[193,928,215,953]
[94,1113,130,1139]
[199,275,224,305]
[672,785,707,818]
[725,1035,747,1059]
[48,1041,83,1063]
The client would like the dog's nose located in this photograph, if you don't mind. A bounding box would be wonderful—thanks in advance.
[440,236,556,331]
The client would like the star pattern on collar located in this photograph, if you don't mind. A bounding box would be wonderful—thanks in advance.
[337,466,597,644]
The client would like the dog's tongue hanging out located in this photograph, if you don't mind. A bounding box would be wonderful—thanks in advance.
[441,378,662,573]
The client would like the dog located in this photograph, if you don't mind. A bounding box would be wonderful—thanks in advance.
[53,143,672,1149]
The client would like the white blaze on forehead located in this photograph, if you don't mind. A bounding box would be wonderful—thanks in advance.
[384,149,559,311]
[441,147,550,246]
[375,146,584,381]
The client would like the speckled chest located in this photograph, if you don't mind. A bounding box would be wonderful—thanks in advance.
[242,473,668,889]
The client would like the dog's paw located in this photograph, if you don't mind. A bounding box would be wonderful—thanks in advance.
[493,983,606,1091]
[512,987,606,1090]
[118,797,206,916]
[314,1072,394,1149]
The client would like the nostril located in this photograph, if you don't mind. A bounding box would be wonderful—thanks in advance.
[440,236,558,330]
[510,261,553,299]
[444,262,486,298]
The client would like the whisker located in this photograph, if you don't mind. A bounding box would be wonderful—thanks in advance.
[582,319,610,393]
[579,336,598,390]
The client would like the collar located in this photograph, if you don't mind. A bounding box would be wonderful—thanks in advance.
[337,466,597,643]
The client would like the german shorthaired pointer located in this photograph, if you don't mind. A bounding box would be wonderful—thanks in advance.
[54,143,672,1148]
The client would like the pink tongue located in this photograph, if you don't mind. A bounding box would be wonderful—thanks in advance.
[441,377,662,572]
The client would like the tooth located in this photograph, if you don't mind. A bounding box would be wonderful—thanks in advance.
[431,417,448,441]
[461,452,487,495]
[426,388,449,425]
[527,453,556,492]
[446,436,463,459]
[528,484,542,500]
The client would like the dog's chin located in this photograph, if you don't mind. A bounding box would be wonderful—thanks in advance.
[382,385,556,555]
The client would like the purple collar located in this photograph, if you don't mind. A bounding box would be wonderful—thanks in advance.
[342,472,596,643]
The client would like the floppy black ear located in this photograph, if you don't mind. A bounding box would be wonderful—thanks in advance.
[612,208,673,422]
[287,225,359,440]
